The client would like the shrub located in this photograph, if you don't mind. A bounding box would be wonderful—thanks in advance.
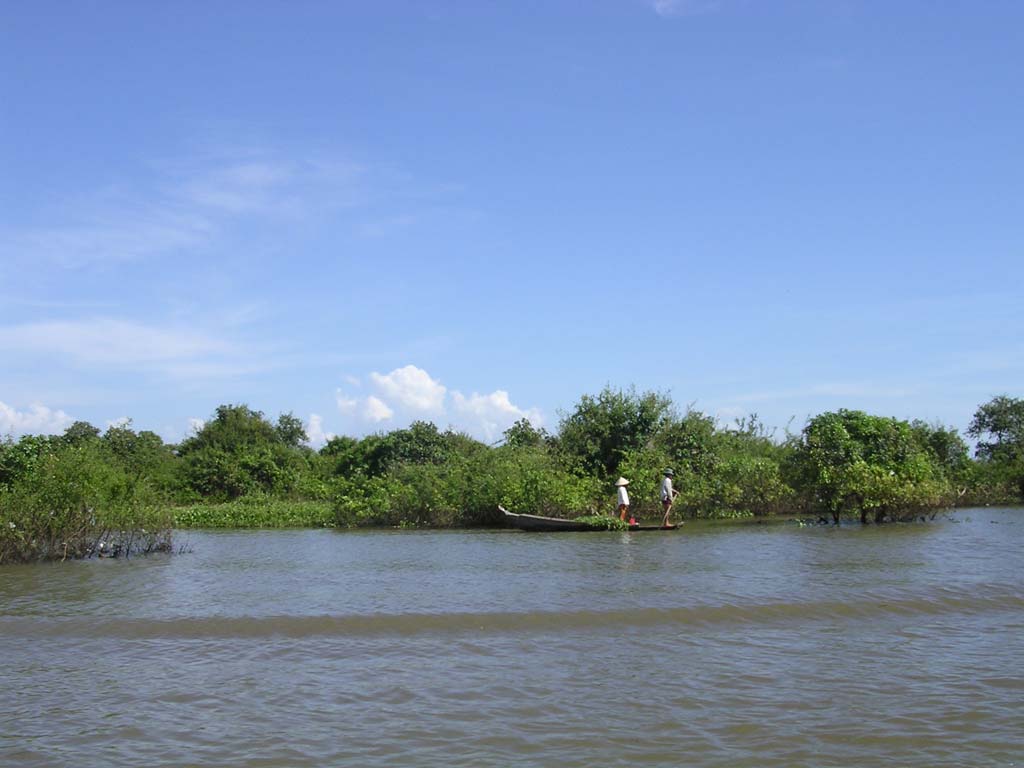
[0,442,172,563]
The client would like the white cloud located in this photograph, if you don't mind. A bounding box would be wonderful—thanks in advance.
[332,366,542,439]
[335,389,394,426]
[187,417,206,435]
[451,389,543,443]
[0,149,372,272]
[305,413,335,448]
[105,416,132,430]
[0,318,268,381]
[369,365,447,413]
[1,145,468,294]
[0,318,226,364]
[0,401,74,437]
[651,0,720,17]
[6,210,213,270]
[364,396,394,423]
[176,161,294,214]
[336,390,359,413]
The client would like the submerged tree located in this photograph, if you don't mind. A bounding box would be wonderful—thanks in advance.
[788,409,953,523]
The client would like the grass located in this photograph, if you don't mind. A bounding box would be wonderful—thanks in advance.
[173,499,335,529]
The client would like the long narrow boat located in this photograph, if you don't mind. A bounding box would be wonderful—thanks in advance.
[499,506,678,532]
[500,506,596,531]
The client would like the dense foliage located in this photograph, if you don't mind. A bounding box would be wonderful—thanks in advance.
[785,410,958,523]
[0,426,173,563]
[2,390,1021,559]
[967,395,1024,500]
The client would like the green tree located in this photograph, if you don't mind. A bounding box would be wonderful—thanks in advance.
[969,396,1024,463]
[321,435,365,476]
[558,386,673,479]
[789,409,951,523]
[653,409,720,476]
[351,421,459,477]
[910,420,970,479]
[1,440,172,563]
[101,421,179,496]
[968,395,1024,497]
[176,404,307,500]
[275,412,308,448]
[62,420,101,445]
[0,434,61,489]
[180,405,278,454]
[502,418,549,449]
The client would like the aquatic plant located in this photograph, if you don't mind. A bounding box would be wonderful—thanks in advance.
[573,514,629,531]
[173,497,335,529]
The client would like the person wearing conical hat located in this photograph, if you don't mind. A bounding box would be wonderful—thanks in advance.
[660,468,679,528]
[615,477,630,521]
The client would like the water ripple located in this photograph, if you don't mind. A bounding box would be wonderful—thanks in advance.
[3,583,1021,640]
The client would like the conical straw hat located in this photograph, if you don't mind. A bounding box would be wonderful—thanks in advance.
[614,477,630,486]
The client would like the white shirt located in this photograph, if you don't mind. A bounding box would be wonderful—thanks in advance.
[661,476,674,502]
[617,485,630,506]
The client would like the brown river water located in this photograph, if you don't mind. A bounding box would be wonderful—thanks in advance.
[2,507,1022,767]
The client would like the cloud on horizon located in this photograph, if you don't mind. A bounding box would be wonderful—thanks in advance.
[364,396,395,423]
[369,365,447,414]
[451,390,543,443]
[0,401,75,438]
[334,365,542,441]
[304,413,335,447]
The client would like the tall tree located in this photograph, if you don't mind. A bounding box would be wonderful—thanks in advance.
[558,386,673,479]
[275,412,308,448]
[968,395,1024,496]
[968,395,1024,463]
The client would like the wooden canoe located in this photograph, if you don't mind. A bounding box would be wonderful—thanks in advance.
[500,506,596,531]
[499,506,679,532]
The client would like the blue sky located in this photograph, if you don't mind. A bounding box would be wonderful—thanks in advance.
[1,0,1021,445]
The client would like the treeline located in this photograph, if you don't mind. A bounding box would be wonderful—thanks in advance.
[2,390,1023,561]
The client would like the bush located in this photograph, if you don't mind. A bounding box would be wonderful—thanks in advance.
[0,442,172,563]
[557,386,673,479]
[787,410,955,523]
[327,443,602,528]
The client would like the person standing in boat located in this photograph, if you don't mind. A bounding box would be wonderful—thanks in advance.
[660,468,679,527]
[615,477,631,521]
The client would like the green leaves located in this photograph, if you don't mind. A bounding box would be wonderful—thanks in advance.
[0,441,173,563]
[173,498,334,528]
[6,392,1019,553]
[557,386,674,479]
[790,409,958,522]
[176,405,312,501]
[968,396,1024,498]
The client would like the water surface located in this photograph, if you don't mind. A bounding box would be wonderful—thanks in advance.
[2,508,1022,766]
